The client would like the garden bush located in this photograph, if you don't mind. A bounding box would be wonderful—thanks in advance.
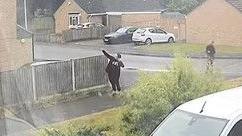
[122,55,225,136]
[39,124,110,136]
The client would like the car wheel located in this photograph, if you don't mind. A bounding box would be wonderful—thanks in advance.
[145,38,152,46]
[168,37,174,43]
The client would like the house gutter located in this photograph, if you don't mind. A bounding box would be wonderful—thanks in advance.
[106,11,163,15]
[24,0,28,30]
[88,13,107,16]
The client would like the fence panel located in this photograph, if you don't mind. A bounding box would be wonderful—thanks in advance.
[0,66,33,105]
[34,61,72,98]
[34,33,50,42]
[0,56,108,105]
[75,55,108,90]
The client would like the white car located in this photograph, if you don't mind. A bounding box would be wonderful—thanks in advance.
[151,86,242,136]
[82,22,104,29]
[69,24,83,29]
[132,27,175,45]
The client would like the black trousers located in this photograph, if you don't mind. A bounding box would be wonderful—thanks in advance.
[108,74,121,91]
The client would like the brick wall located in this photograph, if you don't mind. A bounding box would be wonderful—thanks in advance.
[89,16,103,24]
[187,0,242,46]
[54,0,89,33]
[108,15,122,32]
[0,0,32,72]
[121,13,161,27]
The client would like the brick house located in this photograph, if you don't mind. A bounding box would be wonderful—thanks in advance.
[54,0,165,33]
[54,0,105,33]
[0,0,32,72]
[186,0,242,46]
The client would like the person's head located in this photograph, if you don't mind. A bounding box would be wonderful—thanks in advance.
[116,53,121,60]
[211,41,215,45]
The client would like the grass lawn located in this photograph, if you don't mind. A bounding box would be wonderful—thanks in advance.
[36,108,126,136]
[138,43,242,55]
[36,78,242,136]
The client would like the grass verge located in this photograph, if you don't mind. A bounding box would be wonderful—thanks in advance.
[138,43,242,55]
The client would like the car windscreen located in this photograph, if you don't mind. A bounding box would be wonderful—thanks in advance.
[135,28,146,33]
[116,27,128,33]
[152,110,228,136]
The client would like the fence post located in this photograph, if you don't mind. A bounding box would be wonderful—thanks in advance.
[71,59,76,91]
[32,66,37,101]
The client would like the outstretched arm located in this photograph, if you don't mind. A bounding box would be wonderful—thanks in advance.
[102,50,115,60]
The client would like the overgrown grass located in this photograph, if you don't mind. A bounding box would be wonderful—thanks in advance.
[139,43,242,55]
[36,108,126,136]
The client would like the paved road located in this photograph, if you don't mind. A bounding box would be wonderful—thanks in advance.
[35,43,242,79]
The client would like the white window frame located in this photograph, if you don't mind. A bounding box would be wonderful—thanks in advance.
[68,13,81,27]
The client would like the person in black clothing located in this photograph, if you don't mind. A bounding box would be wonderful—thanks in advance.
[102,50,124,95]
[206,41,216,59]
[206,41,216,70]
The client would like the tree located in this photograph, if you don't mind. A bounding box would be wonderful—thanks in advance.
[162,0,206,14]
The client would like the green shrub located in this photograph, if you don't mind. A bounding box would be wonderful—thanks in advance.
[38,124,110,136]
[122,55,224,136]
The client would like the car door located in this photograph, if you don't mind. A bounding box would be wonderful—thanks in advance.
[156,28,168,42]
[123,28,137,43]
[148,28,159,43]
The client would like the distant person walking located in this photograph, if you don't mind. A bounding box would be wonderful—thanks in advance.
[102,50,124,95]
[206,41,216,71]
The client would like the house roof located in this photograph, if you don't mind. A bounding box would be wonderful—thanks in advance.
[102,0,166,12]
[74,0,105,14]
[226,0,242,12]
[32,0,65,14]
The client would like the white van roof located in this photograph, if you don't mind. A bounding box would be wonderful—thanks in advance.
[178,86,242,120]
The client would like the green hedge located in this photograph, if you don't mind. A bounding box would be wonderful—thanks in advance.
[122,55,225,136]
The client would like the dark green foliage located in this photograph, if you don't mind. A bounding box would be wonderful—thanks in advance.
[122,56,224,136]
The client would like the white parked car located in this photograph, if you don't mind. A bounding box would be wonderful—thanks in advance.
[132,27,175,45]
[69,24,83,29]
[151,86,242,136]
[82,22,104,29]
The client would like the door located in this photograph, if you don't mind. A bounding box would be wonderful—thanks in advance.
[122,28,137,43]
[156,28,168,42]
[148,28,158,43]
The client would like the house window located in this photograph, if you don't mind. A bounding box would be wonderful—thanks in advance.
[68,13,81,27]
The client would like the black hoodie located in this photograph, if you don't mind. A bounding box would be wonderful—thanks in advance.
[102,50,124,78]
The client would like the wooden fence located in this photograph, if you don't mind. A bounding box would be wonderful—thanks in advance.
[0,56,108,106]
[34,27,109,44]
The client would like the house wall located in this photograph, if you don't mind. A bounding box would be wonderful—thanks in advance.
[121,13,161,27]
[187,0,242,46]
[54,0,89,33]
[0,0,32,72]
[159,16,186,41]
[108,15,122,32]
[89,16,103,24]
